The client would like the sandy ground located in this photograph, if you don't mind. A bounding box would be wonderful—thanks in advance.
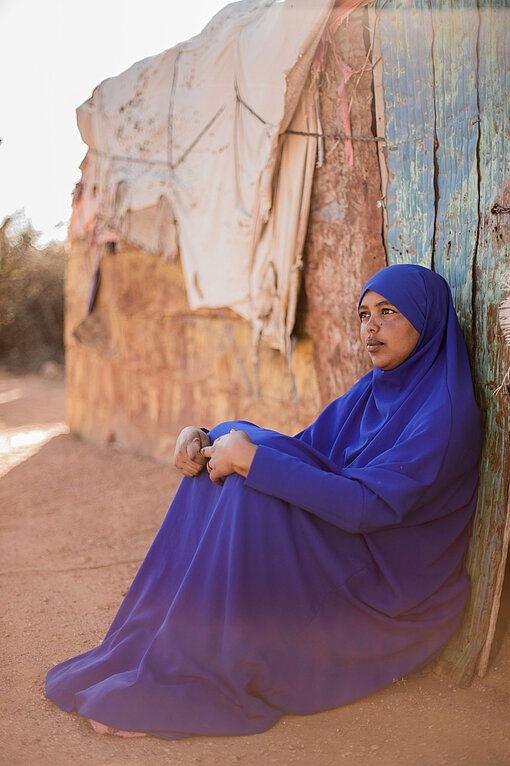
[0,368,509,766]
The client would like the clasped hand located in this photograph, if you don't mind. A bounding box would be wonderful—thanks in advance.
[173,426,211,478]
[201,429,256,485]
[173,426,256,485]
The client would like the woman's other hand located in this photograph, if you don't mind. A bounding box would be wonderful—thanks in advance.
[201,429,257,486]
[173,427,211,477]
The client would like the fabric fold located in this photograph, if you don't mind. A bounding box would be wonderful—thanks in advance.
[70,0,342,351]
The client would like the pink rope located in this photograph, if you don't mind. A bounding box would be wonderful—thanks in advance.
[311,0,372,165]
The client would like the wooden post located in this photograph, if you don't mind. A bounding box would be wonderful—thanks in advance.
[303,7,386,406]
[376,0,510,682]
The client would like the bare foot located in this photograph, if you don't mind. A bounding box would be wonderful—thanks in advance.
[89,718,147,738]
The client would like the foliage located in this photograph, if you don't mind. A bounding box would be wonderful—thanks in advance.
[0,212,66,369]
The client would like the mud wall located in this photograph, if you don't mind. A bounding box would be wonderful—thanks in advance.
[65,11,385,460]
[65,242,321,461]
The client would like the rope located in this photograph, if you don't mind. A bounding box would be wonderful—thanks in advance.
[235,87,269,126]
[88,148,170,167]
[234,90,385,143]
[173,106,226,169]
[285,129,386,142]
[87,88,387,175]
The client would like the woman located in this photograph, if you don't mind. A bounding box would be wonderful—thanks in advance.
[46,264,481,739]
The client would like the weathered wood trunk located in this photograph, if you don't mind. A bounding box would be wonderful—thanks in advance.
[303,8,386,405]
[376,0,510,683]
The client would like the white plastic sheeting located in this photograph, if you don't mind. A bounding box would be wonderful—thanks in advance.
[71,0,336,352]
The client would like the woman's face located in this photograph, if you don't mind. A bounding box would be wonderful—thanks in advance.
[359,290,420,370]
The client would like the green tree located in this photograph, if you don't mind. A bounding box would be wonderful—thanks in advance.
[0,212,65,369]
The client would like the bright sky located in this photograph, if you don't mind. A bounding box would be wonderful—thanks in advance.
[0,0,228,244]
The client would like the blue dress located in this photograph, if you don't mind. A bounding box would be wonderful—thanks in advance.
[46,265,481,738]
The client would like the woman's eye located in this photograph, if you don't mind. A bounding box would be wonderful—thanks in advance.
[359,312,369,322]
[381,307,396,315]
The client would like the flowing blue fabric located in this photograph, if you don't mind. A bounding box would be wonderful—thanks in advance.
[46,264,481,739]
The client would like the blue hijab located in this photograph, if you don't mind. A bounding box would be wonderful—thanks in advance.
[358,263,477,419]
[298,263,481,531]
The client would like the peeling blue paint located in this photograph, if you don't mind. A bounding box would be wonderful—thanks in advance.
[313,199,345,225]
[376,0,510,683]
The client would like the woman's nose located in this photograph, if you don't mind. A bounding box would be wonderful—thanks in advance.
[365,315,379,331]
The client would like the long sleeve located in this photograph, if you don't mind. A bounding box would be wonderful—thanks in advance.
[245,445,364,531]
[244,434,455,534]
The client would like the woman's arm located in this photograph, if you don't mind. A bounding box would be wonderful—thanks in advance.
[244,438,454,534]
[201,431,367,530]
[199,431,418,532]
[245,446,365,532]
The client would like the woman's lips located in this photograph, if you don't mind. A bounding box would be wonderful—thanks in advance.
[366,340,383,351]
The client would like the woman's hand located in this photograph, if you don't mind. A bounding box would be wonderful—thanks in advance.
[173,426,211,477]
[201,429,257,486]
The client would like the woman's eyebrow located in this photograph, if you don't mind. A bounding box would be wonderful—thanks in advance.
[358,300,395,311]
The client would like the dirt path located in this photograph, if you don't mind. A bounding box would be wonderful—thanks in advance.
[1,368,509,766]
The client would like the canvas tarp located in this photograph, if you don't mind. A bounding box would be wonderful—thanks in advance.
[70,0,339,352]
